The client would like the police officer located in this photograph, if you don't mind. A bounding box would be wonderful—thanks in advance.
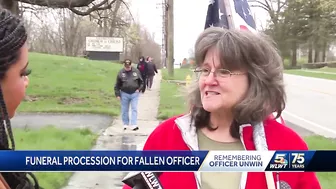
[114,59,144,131]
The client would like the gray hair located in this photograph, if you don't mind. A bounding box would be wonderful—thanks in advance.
[188,27,286,138]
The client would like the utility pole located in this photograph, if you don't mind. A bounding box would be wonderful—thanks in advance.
[159,0,167,68]
[167,0,174,77]
[223,0,234,29]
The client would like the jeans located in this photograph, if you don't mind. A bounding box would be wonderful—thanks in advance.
[120,91,140,126]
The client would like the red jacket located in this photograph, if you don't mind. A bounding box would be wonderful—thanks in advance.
[123,114,321,189]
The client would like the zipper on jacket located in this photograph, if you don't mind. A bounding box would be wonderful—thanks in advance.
[174,120,202,189]
[239,126,249,189]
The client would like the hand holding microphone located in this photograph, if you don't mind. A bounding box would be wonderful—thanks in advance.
[122,172,163,189]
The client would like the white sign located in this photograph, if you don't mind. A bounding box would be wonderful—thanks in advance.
[85,37,124,52]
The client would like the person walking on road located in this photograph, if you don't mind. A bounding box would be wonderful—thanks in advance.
[146,57,158,90]
[114,59,143,131]
[137,56,148,93]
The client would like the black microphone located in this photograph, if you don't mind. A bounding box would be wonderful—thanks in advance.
[122,172,163,189]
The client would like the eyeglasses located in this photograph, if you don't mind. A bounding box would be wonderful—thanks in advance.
[194,68,245,79]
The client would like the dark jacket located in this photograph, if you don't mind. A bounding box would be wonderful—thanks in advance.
[137,61,148,79]
[114,67,143,97]
[147,62,158,76]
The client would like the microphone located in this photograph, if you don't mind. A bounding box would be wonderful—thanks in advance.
[122,172,163,189]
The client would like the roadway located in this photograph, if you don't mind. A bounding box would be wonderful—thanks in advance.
[283,74,336,138]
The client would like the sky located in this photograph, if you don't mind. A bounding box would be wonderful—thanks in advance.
[129,0,269,63]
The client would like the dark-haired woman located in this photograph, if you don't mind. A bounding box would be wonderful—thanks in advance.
[0,8,40,189]
[137,56,148,93]
[123,28,321,189]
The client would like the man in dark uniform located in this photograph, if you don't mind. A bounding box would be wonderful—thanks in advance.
[114,59,144,131]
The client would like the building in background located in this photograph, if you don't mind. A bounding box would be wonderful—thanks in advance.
[85,37,124,61]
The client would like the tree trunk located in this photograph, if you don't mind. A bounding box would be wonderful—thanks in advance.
[322,40,327,62]
[314,48,320,63]
[308,40,313,63]
[291,41,297,67]
[109,0,122,37]
[0,0,19,15]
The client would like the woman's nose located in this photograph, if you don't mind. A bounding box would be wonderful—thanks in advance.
[203,72,218,85]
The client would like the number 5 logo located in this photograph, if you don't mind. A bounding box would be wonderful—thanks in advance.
[292,153,305,164]
[274,154,287,164]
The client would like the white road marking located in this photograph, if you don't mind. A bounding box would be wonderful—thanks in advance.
[283,110,336,136]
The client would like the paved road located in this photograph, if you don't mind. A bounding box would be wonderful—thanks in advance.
[283,74,336,138]
[11,113,113,134]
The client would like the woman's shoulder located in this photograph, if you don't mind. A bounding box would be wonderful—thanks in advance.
[264,118,309,150]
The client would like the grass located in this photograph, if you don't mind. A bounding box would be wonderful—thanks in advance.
[18,52,122,116]
[14,126,97,189]
[284,69,336,80]
[161,68,194,81]
[304,136,336,189]
[157,81,188,120]
[158,80,336,188]
[319,67,336,73]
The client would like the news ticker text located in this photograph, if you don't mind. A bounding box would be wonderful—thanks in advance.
[0,150,334,172]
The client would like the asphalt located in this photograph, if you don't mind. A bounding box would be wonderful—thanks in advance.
[283,74,336,138]
[11,113,113,134]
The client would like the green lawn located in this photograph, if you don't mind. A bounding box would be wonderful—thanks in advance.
[15,126,97,189]
[18,52,122,116]
[157,81,188,120]
[285,68,336,80]
[161,68,194,81]
[158,81,336,188]
[319,67,336,73]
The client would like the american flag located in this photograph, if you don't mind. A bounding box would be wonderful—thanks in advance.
[204,0,256,31]
[204,0,229,29]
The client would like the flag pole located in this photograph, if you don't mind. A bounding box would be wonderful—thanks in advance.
[222,0,235,29]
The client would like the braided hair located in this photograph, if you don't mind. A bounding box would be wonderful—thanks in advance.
[0,8,41,189]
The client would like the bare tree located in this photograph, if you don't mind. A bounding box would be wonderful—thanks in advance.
[20,0,134,57]
[124,23,161,67]
[1,0,131,17]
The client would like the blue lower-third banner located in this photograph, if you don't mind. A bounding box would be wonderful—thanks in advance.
[0,150,334,172]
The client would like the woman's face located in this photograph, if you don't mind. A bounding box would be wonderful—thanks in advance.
[198,47,248,113]
[1,43,30,118]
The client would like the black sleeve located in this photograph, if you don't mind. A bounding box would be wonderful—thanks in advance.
[145,63,149,76]
[154,64,158,73]
[136,69,144,90]
[114,72,122,97]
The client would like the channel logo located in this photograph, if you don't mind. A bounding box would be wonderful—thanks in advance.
[269,153,289,169]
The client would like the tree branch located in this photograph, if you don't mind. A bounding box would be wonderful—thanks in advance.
[19,0,95,8]
[69,0,116,16]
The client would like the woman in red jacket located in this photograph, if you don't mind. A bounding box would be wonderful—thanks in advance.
[123,27,321,189]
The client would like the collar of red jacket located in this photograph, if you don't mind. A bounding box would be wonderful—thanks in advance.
[174,113,268,151]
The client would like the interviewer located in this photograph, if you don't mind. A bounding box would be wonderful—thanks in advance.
[122,27,321,189]
[0,8,40,188]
